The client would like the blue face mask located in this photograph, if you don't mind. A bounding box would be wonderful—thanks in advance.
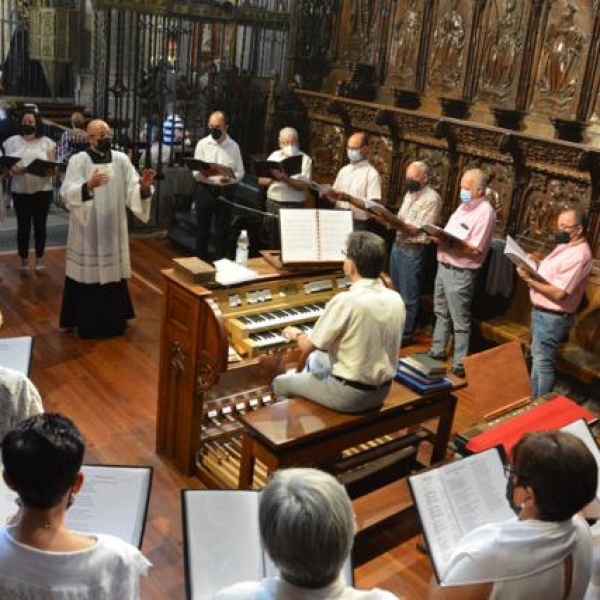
[347,149,363,163]
[460,189,472,203]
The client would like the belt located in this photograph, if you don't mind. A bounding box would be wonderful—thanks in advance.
[440,262,475,273]
[332,374,392,391]
[533,305,570,317]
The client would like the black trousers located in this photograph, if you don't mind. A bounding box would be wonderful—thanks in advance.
[12,191,52,259]
[195,183,234,260]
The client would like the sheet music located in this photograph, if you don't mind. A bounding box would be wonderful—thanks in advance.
[409,448,514,581]
[421,223,465,243]
[504,235,538,273]
[562,420,600,500]
[214,259,258,285]
[318,210,353,261]
[0,465,151,548]
[0,336,33,375]
[280,209,319,263]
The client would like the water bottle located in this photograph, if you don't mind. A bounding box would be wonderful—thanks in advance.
[235,229,249,265]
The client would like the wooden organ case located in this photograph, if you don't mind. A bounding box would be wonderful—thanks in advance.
[156,259,350,488]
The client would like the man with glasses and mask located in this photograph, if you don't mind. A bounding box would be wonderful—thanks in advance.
[258,126,312,250]
[517,202,592,398]
[387,161,441,345]
[59,119,156,338]
[193,110,244,260]
[322,132,382,231]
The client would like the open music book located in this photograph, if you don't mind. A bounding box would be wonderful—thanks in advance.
[279,208,353,264]
[421,223,468,245]
[184,157,235,180]
[25,159,61,177]
[254,154,302,178]
[0,465,152,548]
[0,155,21,170]
[504,235,548,282]
[409,447,514,583]
[182,489,353,600]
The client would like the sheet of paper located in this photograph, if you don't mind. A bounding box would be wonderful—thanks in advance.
[183,490,264,600]
[280,209,319,263]
[562,419,600,500]
[504,235,538,273]
[318,210,353,261]
[0,336,33,375]
[214,259,258,285]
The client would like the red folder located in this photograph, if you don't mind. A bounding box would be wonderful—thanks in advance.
[466,395,596,455]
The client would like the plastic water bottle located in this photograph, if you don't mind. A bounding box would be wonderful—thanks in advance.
[235,229,249,265]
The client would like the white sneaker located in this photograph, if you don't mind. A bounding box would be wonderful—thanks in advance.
[35,260,45,271]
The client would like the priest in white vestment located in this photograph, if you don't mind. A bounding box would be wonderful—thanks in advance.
[59,119,155,338]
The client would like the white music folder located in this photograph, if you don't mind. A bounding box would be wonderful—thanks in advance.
[0,464,152,548]
[182,489,354,600]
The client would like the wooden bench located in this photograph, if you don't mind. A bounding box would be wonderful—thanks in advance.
[474,265,600,387]
[237,379,461,489]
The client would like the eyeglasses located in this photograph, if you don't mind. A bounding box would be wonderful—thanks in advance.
[558,224,579,231]
[504,464,515,479]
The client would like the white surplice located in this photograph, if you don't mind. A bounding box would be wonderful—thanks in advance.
[60,150,152,285]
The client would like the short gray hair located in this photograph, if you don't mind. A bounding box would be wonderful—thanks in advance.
[279,127,299,144]
[411,161,429,177]
[259,468,355,588]
[464,168,487,192]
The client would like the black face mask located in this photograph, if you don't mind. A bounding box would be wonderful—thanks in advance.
[553,230,571,245]
[96,138,112,154]
[406,179,422,193]
[209,127,223,141]
[505,473,521,515]
[21,124,35,136]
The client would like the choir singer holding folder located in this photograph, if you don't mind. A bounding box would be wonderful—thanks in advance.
[0,413,150,598]
[273,231,405,413]
[213,468,398,599]
[515,202,592,398]
[428,431,597,600]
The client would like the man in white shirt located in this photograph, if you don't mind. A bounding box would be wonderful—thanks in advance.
[273,231,405,413]
[193,111,244,260]
[258,126,312,249]
[323,132,382,231]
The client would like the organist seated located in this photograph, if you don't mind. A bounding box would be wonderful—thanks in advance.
[0,413,150,598]
[273,231,405,413]
[428,431,597,600]
[213,467,398,599]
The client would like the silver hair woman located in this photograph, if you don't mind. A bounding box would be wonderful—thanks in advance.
[213,468,398,599]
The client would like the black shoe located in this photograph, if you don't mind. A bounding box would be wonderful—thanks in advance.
[450,365,465,378]
[427,350,446,361]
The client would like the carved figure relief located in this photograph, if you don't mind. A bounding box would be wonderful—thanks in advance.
[536,3,584,111]
[478,0,523,102]
[347,0,387,64]
[390,0,422,80]
[429,0,466,92]
[310,122,345,178]
[366,135,392,199]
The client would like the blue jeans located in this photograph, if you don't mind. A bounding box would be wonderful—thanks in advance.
[530,308,573,398]
[390,244,426,342]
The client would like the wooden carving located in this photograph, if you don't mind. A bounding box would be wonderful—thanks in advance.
[532,2,588,116]
[428,0,467,94]
[366,135,393,200]
[309,121,345,179]
[388,0,423,88]
[477,0,525,104]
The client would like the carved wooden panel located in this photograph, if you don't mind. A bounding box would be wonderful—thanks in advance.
[309,121,345,178]
[427,0,471,97]
[367,135,393,200]
[476,0,528,106]
[531,1,591,118]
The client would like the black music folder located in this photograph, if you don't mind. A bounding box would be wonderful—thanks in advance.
[408,447,513,583]
[0,155,20,170]
[182,489,353,600]
[26,158,61,177]
[184,157,235,180]
[253,154,302,178]
[0,465,152,548]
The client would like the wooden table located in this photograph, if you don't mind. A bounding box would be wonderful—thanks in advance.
[238,379,461,488]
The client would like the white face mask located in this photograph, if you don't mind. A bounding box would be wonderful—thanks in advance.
[347,149,363,163]
[282,144,298,157]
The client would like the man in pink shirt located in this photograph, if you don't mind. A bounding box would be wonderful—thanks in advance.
[429,169,496,377]
[517,203,592,397]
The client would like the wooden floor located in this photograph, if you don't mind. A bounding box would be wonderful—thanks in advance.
[0,236,480,600]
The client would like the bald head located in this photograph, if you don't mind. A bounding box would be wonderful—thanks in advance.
[87,119,113,153]
[346,132,368,163]
[208,111,228,143]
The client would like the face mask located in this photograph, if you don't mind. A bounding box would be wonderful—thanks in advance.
[97,138,112,153]
[459,189,472,203]
[282,144,298,157]
[210,127,223,141]
[406,179,422,193]
[505,472,521,515]
[347,149,363,163]
[554,230,571,245]
[21,124,35,136]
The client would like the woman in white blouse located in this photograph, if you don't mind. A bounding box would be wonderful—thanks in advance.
[0,412,150,598]
[3,108,56,271]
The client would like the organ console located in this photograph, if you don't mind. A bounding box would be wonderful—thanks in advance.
[156,258,352,488]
